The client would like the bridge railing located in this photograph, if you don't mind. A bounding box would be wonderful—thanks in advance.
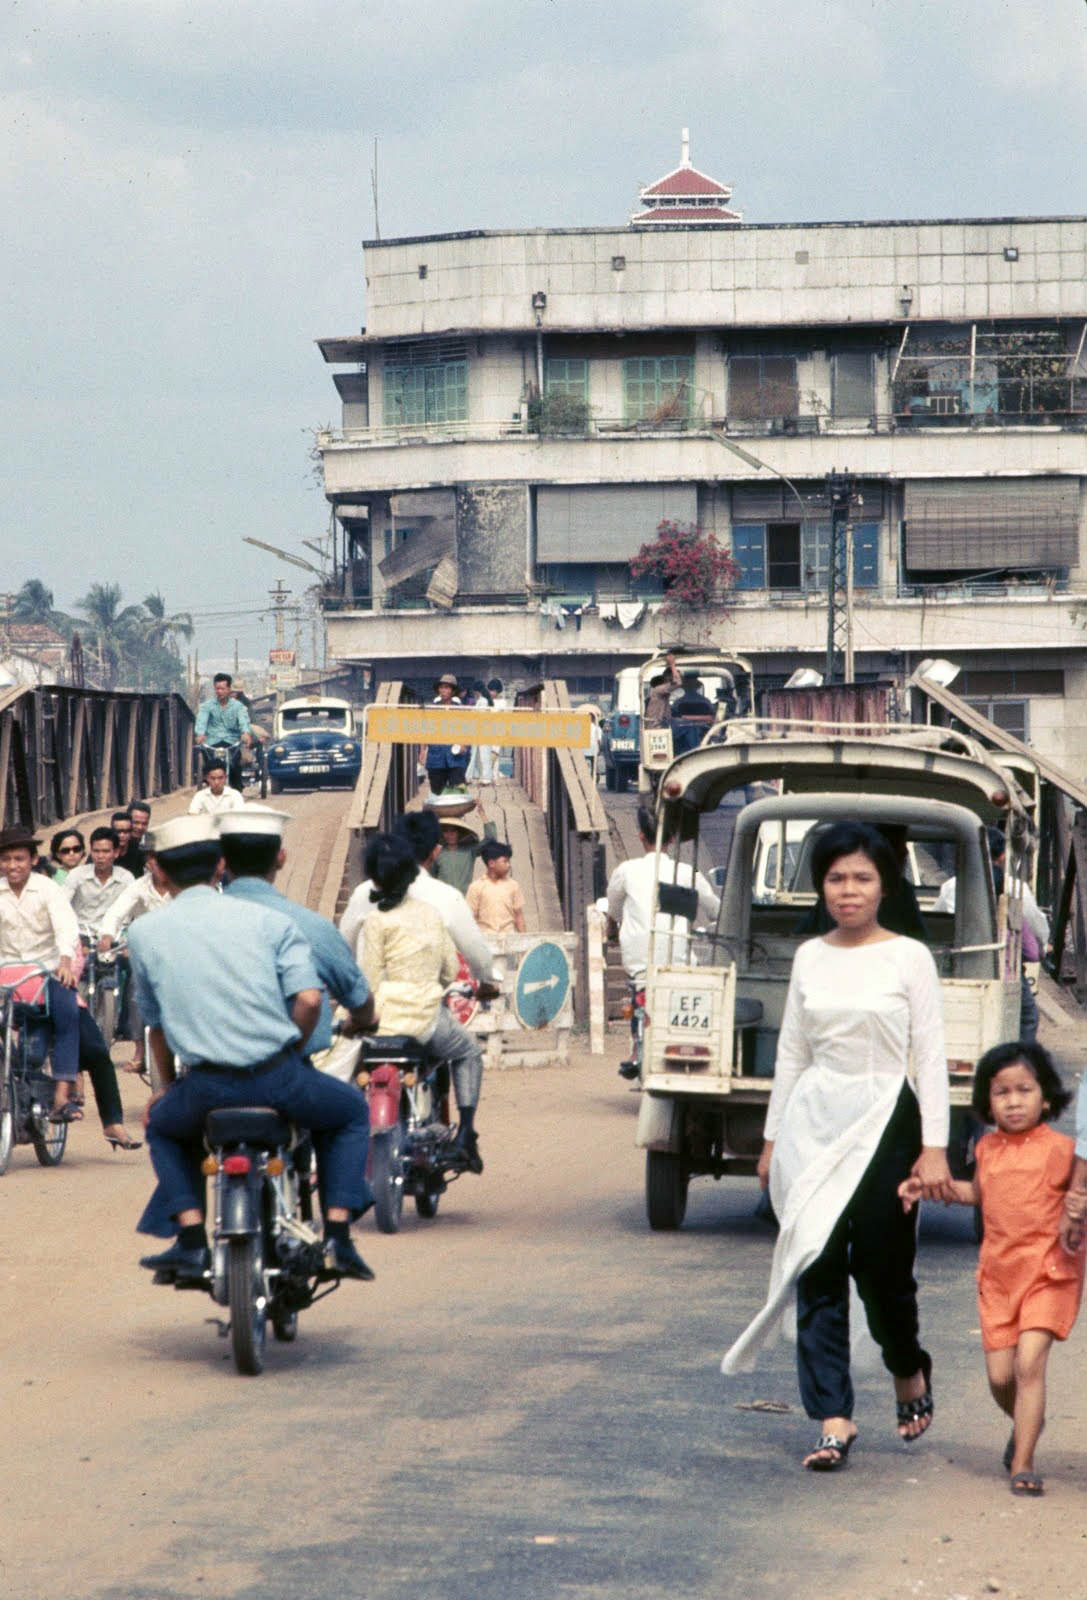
[515,680,608,1024]
[0,684,195,830]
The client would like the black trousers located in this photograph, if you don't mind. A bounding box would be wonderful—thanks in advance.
[78,1009,124,1128]
[796,1083,926,1421]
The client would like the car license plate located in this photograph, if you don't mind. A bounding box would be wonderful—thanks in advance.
[298,764,330,774]
[666,991,713,1031]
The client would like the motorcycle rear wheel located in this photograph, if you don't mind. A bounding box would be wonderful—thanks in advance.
[228,1237,266,1375]
[372,1125,404,1234]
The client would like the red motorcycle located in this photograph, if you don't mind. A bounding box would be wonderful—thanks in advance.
[359,977,488,1232]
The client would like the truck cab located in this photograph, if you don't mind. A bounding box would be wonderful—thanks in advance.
[636,649,754,791]
[634,724,1032,1230]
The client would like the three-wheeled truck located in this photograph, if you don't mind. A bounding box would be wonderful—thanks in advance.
[635,722,1033,1230]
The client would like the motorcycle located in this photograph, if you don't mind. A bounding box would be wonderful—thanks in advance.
[360,980,489,1233]
[156,1106,338,1376]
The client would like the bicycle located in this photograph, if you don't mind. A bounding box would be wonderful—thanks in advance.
[0,964,69,1174]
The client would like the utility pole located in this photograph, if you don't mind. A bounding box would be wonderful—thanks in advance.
[825,471,858,684]
[268,581,290,650]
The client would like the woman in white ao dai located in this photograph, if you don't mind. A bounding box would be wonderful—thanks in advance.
[722,821,953,1472]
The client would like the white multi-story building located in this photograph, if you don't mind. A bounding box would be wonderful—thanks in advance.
[315,142,1087,764]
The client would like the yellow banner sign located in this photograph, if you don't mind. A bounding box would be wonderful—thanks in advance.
[366,705,592,749]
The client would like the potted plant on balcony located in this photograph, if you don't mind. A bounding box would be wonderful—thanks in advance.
[527,392,592,435]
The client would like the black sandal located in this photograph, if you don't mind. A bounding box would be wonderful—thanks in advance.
[896,1352,934,1440]
[803,1433,855,1471]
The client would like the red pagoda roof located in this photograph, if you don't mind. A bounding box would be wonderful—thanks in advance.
[642,166,732,199]
[631,131,741,225]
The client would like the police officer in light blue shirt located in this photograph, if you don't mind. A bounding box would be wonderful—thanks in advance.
[130,813,375,1284]
[219,806,375,1057]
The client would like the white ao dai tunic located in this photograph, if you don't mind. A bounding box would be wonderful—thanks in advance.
[722,935,949,1374]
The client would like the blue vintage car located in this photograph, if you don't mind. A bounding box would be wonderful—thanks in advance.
[266,696,362,791]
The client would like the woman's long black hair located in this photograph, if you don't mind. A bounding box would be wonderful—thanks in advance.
[365,832,419,912]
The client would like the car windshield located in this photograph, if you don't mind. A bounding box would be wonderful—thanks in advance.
[280,707,349,731]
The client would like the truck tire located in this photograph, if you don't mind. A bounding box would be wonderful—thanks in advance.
[646,1151,688,1231]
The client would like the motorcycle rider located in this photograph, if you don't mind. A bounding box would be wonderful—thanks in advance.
[359,833,486,1174]
[130,814,375,1283]
[340,808,496,986]
[194,672,251,790]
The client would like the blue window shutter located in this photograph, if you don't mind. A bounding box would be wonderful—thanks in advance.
[731,525,766,589]
[852,523,879,589]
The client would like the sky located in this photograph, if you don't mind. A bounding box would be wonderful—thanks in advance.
[3,0,1085,669]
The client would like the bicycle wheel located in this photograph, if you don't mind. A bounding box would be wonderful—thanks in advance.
[0,1007,15,1176]
[227,1236,266,1376]
[32,1104,68,1167]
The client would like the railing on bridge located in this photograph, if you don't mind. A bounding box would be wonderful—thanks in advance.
[515,680,608,1024]
[0,684,195,831]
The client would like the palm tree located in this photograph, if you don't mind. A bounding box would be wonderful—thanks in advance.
[13,579,57,625]
[140,592,194,657]
[75,583,144,688]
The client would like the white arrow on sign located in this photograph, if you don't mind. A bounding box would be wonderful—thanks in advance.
[522,974,561,995]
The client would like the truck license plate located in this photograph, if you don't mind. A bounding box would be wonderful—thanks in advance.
[299,764,330,774]
[667,991,713,1031]
[612,740,636,751]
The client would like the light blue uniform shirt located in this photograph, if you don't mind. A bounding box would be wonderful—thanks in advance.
[194,696,251,746]
[128,884,319,1068]
[224,877,370,1056]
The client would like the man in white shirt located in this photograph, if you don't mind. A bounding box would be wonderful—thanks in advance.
[97,859,173,1073]
[0,825,82,1113]
[606,805,721,1079]
[340,809,496,983]
[63,826,134,936]
[189,760,245,816]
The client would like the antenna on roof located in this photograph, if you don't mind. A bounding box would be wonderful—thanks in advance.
[370,136,381,240]
[681,127,691,167]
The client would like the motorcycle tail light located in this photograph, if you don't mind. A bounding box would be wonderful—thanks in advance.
[947,1059,973,1077]
[356,1070,371,1087]
[201,1155,219,1176]
[223,1154,251,1176]
[403,1071,417,1087]
[618,715,630,727]
[266,1157,285,1176]
[668,1044,711,1059]
[620,1001,633,1020]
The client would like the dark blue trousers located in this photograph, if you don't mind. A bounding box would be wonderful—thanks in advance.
[796,1084,926,1421]
[145,1049,371,1229]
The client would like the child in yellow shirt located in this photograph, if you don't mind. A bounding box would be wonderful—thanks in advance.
[467,840,526,935]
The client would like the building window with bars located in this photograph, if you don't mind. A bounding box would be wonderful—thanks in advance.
[622,356,694,423]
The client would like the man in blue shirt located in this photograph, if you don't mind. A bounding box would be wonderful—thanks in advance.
[130,814,374,1284]
[194,673,251,789]
[219,807,374,1059]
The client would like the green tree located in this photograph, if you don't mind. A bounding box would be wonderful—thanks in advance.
[75,582,145,688]
[140,592,194,655]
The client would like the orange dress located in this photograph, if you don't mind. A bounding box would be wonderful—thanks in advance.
[975,1123,1085,1350]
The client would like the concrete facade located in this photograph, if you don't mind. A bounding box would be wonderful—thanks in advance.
[315,212,1087,767]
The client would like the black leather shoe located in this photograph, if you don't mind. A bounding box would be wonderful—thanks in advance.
[324,1237,376,1282]
[139,1241,210,1282]
[457,1131,484,1175]
[617,1060,640,1081]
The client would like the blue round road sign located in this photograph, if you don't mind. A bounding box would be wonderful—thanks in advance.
[513,940,571,1029]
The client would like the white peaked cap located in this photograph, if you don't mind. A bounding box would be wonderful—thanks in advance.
[216,805,292,839]
[148,815,221,855]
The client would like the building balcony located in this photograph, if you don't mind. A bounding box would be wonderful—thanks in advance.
[319,414,1087,498]
[325,584,1087,665]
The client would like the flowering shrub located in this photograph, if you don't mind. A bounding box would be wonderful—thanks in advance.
[630,521,741,611]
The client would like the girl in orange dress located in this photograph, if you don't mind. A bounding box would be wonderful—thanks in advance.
[900,1040,1082,1498]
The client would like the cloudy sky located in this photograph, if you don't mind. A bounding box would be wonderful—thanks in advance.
[3,0,1085,666]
